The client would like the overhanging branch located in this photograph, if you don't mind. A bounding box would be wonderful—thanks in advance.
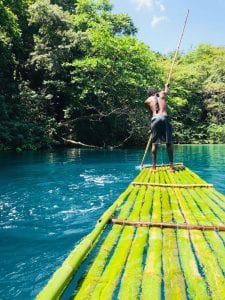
[62,138,103,148]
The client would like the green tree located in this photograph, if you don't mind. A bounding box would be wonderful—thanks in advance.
[25,0,80,147]
[51,0,77,12]
[63,0,162,147]
[0,1,21,149]
[202,47,225,142]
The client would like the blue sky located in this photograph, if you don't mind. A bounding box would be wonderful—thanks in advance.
[111,0,225,54]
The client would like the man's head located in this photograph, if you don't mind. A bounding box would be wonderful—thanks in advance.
[147,87,158,97]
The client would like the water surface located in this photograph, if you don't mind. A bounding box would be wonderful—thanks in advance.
[0,145,224,299]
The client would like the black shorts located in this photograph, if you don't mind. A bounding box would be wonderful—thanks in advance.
[151,115,173,144]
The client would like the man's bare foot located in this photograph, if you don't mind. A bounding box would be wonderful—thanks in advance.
[152,165,156,172]
[169,165,175,172]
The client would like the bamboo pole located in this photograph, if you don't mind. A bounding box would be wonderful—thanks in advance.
[132,182,213,188]
[118,186,153,299]
[140,133,152,168]
[141,229,162,300]
[143,167,152,183]
[134,167,149,182]
[139,186,154,221]
[111,219,225,231]
[155,170,160,186]
[118,227,148,299]
[137,167,152,184]
[144,162,184,168]
[167,9,190,84]
[141,186,162,299]
[160,176,186,300]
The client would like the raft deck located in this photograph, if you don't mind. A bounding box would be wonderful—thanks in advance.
[37,165,225,299]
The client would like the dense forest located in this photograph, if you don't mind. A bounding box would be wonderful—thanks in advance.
[0,0,225,151]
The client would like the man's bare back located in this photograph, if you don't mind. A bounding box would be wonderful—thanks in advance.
[144,85,169,116]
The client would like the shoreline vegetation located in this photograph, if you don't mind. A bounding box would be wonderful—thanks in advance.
[1,0,225,151]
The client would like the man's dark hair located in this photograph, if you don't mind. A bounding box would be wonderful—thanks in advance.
[147,87,158,97]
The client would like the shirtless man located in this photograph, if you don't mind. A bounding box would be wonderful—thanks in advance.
[144,83,174,171]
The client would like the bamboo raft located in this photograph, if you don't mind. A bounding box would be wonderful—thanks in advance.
[37,164,225,299]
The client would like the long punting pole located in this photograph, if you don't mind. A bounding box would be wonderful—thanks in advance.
[140,9,189,168]
[167,9,189,84]
[140,133,152,168]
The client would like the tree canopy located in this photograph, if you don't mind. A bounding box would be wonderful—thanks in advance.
[0,0,224,150]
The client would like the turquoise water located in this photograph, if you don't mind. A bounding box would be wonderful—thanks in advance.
[0,145,225,299]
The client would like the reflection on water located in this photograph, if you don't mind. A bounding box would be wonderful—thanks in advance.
[0,146,224,299]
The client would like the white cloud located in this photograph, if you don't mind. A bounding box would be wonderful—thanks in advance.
[151,15,168,27]
[131,0,168,28]
[131,0,165,11]
[159,3,165,12]
[131,0,154,10]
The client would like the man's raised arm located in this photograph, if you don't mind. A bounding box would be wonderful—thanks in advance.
[164,83,169,94]
[144,97,151,105]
